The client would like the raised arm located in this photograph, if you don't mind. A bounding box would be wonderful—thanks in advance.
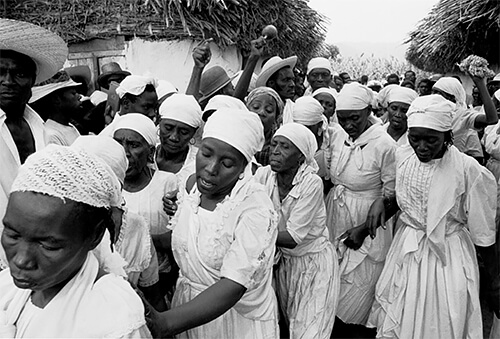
[473,76,498,128]
[233,38,266,101]
[185,41,212,100]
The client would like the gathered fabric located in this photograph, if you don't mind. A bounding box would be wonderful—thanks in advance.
[407,94,455,132]
[113,113,158,146]
[115,75,157,99]
[368,145,496,338]
[274,123,318,167]
[325,123,396,325]
[159,93,202,129]
[0,252,150,338]
[169,164,279,338]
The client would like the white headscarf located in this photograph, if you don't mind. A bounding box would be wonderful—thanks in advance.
[203,108,264,163]
[307,57,333,75]
[336,82,374,110]
[494,89,500,102]
[72,135,128,186]
[156,80,178,100]
[433,77,466,108]
[204,95,248,112]
[292,96,325,125]
[274,123,318,165]
[113,113,158,146]
[115,75,158,99]
[407,94,454,132]
[159,93,203,129]
[11,144,122,209]
[312,87,338,100]
[377,85,419,108]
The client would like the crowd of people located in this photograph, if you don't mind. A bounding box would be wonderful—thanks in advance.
[1,18,500,339]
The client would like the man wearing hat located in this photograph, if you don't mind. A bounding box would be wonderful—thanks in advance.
[255,55,297,125]
[306,57,334,94]
[29,70,83,146]
[97,61,131,91]
[0,18,68,269]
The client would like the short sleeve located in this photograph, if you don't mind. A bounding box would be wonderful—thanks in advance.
[379,142,396,197]
[285,175,324,245]
[220,200,277,289]
[465,163,497,246]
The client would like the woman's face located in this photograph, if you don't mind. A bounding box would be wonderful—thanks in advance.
[196,137,247,200]
[313,93,335,120]
[159,118,197,155]
[113,129,153,180]
[2,192,98,292]
[269,135,304,173]
[247,94,277,135]
[408,127,446,162]
[337,107,371,140]
[387,101,410,131]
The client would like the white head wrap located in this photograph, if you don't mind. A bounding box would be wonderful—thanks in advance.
[202,108,264,163]
[11,144,121,209]
[407,94,454,132]
[433,77,466,108]
[156,80,178,100]
[90,90,107,106]
[159,93,203,129]
[115,75,158,99]
[113,113,158,146]
[494,89,500,102]
[336,82,374,110]
[204,95,248,113]
[274,123,318,165]
[292,96,325,126]
[72,135,128,186]
[377,85,418,108]
[312,87,338,100]
[307,57,333,75]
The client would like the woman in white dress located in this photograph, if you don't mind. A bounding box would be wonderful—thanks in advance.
[147,108,279,338]
[367,95,499,338]
[255,123,338,339]
[113,113,177,307]
[324,82,397,337]
[0,145,150,338]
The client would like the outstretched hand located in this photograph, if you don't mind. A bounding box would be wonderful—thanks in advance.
[250,37,266,58]
[192,41,212,68]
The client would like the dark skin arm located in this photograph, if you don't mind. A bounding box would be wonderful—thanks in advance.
[139,281,168,312]
[233,37,266,100]
[476,244,500,317]
[185,41,212,100]
[146,278,246,337]
[472,76,498,128]
[277,230,298,249]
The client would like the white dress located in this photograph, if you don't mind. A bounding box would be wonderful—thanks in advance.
[368,146,497,338]
[44,119,80,146]
[483,121,500,181]
[255,164,339,339]
[155,143,198,187]
[169,166,279,338]
[0,106,46,270]
[325,123,397,325]
[0,253,151,338]
[123,170,177,273]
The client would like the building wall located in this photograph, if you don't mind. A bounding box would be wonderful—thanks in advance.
[64,36,242,93]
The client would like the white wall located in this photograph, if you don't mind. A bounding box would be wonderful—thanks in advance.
[122,38,242,92]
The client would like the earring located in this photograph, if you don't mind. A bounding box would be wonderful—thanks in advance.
[239,172,245,180]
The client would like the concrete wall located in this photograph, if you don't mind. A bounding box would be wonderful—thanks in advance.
[64,37,242,93]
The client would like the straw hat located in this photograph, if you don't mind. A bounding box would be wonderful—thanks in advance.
[255,56,297,88]
[0,19,68,84]
[489,73,500,84]
[29,71,81,103]
[97,62,131,89]
[199,66,237,102]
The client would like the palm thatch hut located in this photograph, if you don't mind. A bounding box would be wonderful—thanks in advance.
[2,0,327,67]
[406,0,499,74]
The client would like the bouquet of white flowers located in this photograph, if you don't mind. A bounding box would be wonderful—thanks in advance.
[457,55,495,78]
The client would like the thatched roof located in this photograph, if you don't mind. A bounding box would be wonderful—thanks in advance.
[2,0,327,66]
[406,0,500,73]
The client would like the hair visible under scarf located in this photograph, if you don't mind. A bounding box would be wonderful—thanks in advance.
[11,144,122,209]
[246,87,284,117]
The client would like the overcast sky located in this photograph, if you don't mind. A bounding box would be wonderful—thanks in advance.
[309,0,438,44]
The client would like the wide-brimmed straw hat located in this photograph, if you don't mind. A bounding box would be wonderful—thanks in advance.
[199,66,237,102]
[97,62,131,89]
[255,55,298,88]
[29,71,81,103]
[0,18,68,84]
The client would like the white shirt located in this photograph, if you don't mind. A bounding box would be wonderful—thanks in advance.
[44,119,80,146]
